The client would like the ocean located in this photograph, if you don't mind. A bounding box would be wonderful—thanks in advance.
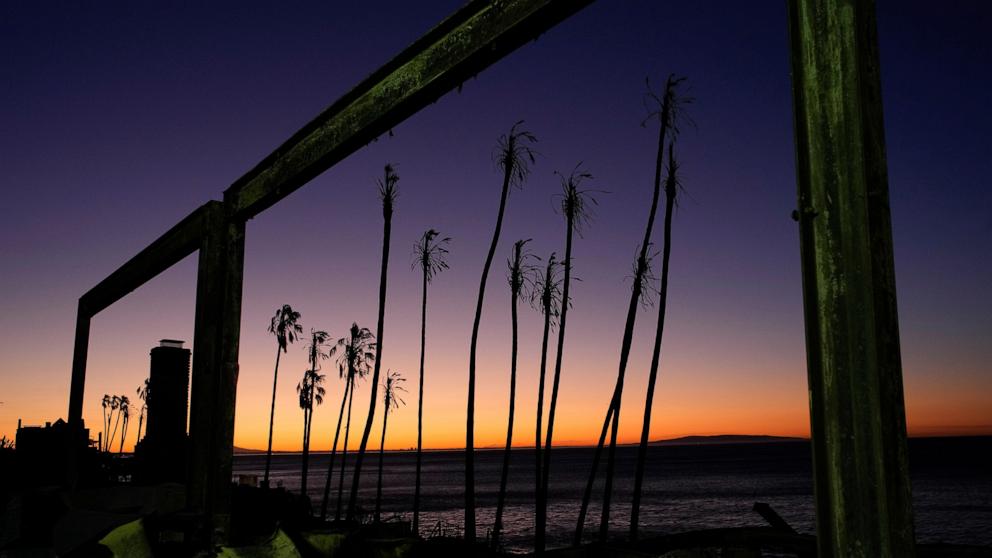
[232,436,992,553]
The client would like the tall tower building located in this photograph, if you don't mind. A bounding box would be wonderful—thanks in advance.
[138,339,191,483]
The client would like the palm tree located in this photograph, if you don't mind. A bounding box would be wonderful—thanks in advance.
[466,122,536,542]
[108,395,123,451]
[538,165,598,552]
[412,229,450,534]
[101,394,112,451]
[298,329,329,498]
[631,143,684,539]
[348,164,398,520]
[263,304,303,488]
[117,396,131,454]
[532,252,562,543]
[375,369,407,522]
[323,323,375,520]
[574,75,687,543]
[135,379,150,444]
[493,239,537,548]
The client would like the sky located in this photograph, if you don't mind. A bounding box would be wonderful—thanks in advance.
[1,1,989,452]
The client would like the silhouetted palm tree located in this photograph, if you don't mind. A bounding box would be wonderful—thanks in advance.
[348,164,398,520]
[135,379,149,444]
[264,304,303,488]
[538,165,598,552]
[117,396,131,454]
[574,75,688,543]
[412,229,450,534]
[298,329,329,498]
[375,369,407,522]
[631,142,685,539]
[467,122,536,542]
[493,239,537,548]
[324,323,375,520]
[532,252,562,546]
[101,394,112,451]
[108,395,123,451]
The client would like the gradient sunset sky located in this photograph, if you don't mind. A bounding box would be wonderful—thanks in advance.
[1,1,989,452]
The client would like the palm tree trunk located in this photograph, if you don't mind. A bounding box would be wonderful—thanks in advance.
[109,406,123,452]
[466,166,513,543]
[302,397,311,498]
[321,374,351,520]
[493,282,520,548]
[348,202,392,520]
[631,167,676,539]
[582,89,673,542]
[538,212,573,553]
[375,404,389,522]
[136,411,144,444]
[264,346,282,487]
[337,376,354,520]
[118,416,128,454]
[534,302,551,546]
[414,271,428,535]
[574,402,615,545]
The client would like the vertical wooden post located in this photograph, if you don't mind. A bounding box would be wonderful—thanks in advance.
[787,1,916,556]
[67,302,91,427]
[187,202,244,543]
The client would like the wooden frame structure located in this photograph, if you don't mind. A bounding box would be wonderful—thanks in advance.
[65,0,916,554]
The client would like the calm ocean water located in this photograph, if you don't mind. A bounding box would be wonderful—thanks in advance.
[232,437,992,553]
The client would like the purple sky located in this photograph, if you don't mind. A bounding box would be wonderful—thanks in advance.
[1,1,989,449]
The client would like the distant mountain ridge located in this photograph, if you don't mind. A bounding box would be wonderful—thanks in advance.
[649,434,806,446]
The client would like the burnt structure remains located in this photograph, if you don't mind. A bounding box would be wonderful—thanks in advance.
[59,0,917,555]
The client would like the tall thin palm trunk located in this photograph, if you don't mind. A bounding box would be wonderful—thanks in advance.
[264,346,282,487]
[136,408,145,444]
[337,377,354,520]
[118,413,128,454]
[537,214,573,553]
[631,144,679,539]
[374,399,390,522]
[467,123,535,542]
[348,165,397,519]
[301,387,311,497]
[321,374,351,520]
[494,240,531,548]
[533,277,552,543]
[574,75,684,543]
[414,270,428,533]
[466,169,509,542]
[109,399,123,451]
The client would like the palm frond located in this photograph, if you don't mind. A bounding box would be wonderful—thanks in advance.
[507,239,539,303]
[493,120,538,191]
[412,229,451,283]
[378,164,399,216]
[554,164,602,237]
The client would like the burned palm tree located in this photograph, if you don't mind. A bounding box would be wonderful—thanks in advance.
[264,304,304,488]
[412,229,450,534]
[629,144,683,539]
[493,239,537,548]
[298,329,330,498]
[101,394,112,452]
[532,252,562,545]
[117,396,131,454]
[538,165,598,552]
[466,122,536,542]
[323,323,375,520]
[348,164,398,519]
[375,369,407,522]
[574,74,689,543]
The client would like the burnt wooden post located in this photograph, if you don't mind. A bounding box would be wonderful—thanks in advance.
[67,302,91,427]
[188,201,244,542]
[788,0,916,556]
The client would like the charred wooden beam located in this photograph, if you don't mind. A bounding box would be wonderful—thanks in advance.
[67,202,221,425]
[224,0,594,220]
[788,0,916,555]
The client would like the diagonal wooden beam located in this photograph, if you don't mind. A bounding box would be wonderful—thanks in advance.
[68,201,222,424]
[224,0,595,220]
